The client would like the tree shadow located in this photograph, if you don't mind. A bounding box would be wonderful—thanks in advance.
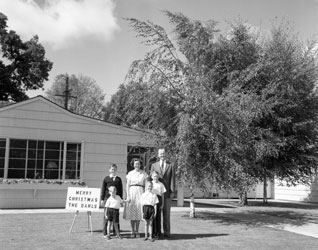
[165,233,229,240]
[188,209,318,228]
[218,199,318,210]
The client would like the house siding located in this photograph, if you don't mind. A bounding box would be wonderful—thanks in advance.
[0,96,152,208]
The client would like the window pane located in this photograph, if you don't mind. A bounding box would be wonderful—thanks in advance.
[28,149,37,159]
[37,150,43,158]
[0,159,4,168]
[65,170,76,179]
[45,150,60,159]
[9,148,26,158]
[44,161,59,179]
[66,151,77,160]
[10,139,27,148]
[27,159,36,169]
[0,169,3,178]
[0,148,5,157]
[38,141,44,149]
[9,159,26,169]
[46,141,61,150]
[28,140,37,149]
[27,170,42,179]
[67,144,78,151]
[37,159,43,169]
[45,169,59,179]
[66,161,76,170]
[0,139,6,147]
[26,170,36,179]
[8,169,25,178]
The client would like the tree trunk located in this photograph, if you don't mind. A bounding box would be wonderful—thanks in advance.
[263,175,268,204]
[189,193,195,218]
[239,191,248,206]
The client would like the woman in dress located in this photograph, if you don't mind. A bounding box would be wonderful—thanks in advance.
[125,159,147,237]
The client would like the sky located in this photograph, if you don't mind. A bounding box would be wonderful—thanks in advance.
[1,0,318,102]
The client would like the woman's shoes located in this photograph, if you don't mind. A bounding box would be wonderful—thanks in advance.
[148,237,155,242]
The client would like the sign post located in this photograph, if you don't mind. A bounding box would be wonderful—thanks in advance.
[65,187,101,234]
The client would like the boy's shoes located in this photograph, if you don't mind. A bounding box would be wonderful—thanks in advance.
[106,235,111,240]
[144,237,148,241]
[149,237,155,242]
[116,235,122,239]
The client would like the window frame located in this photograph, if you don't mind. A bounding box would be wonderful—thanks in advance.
[0,138,83,180]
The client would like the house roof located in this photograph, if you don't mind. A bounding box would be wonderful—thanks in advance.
[0,95,153,135]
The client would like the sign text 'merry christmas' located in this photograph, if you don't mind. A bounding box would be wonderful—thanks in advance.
[65,187,101,211]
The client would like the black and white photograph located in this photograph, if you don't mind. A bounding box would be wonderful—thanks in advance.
[1,0,318,249]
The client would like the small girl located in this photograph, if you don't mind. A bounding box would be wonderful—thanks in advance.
[151,171,166,239]
[140,181,159,242]
[104,186,125,240]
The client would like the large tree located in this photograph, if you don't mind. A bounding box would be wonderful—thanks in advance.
[108,12,318,205]
[0,13,52,102]
[46,74,106,119]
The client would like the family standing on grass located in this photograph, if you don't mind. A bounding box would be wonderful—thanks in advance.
[100,148,175,242]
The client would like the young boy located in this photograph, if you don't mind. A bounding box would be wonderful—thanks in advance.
[100,164,123,236]
[104,186,124,240]
[151,171,166,239]
[140,181,159,242]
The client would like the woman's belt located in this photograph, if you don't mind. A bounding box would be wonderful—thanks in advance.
[129,184,144,188]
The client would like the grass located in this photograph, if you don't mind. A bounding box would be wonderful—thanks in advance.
[1,200,318,250]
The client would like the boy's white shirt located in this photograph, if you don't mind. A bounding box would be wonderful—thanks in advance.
[140,191,159,206]
[152,181,166,196]
[105,195,122,209]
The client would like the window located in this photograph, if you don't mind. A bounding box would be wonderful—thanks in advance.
[0,138,5,178]
[3,139,81,180]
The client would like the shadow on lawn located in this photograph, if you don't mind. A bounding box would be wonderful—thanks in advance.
[167,233,229,240]
[172,200,235,209]
[218,199,318,210]
[188,209,317,228]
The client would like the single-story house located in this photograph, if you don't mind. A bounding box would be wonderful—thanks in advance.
[0,96,155,208]
[1,96,317,208]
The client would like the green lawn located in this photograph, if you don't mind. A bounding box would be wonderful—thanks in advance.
[1,200,318,250]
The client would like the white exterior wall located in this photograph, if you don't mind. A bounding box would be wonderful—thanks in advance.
[182,181,274,199]
[0,97,151,208]
[274,177,318,202]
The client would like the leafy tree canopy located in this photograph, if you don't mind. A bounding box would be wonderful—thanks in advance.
[46,74,106,120]
[0,13,53,102]
[106,11,318,203]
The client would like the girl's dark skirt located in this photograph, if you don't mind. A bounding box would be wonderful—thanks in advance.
[106,208,120,223]
[143,205,155,220]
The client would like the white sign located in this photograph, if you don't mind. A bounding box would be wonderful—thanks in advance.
[65,187,101,211]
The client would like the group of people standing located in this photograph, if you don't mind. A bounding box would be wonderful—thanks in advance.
[100,148,175,241]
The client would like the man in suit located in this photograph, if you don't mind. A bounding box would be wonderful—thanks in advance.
[150,148,175,238]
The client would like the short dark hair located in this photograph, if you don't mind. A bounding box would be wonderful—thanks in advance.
[109,164,117,169]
